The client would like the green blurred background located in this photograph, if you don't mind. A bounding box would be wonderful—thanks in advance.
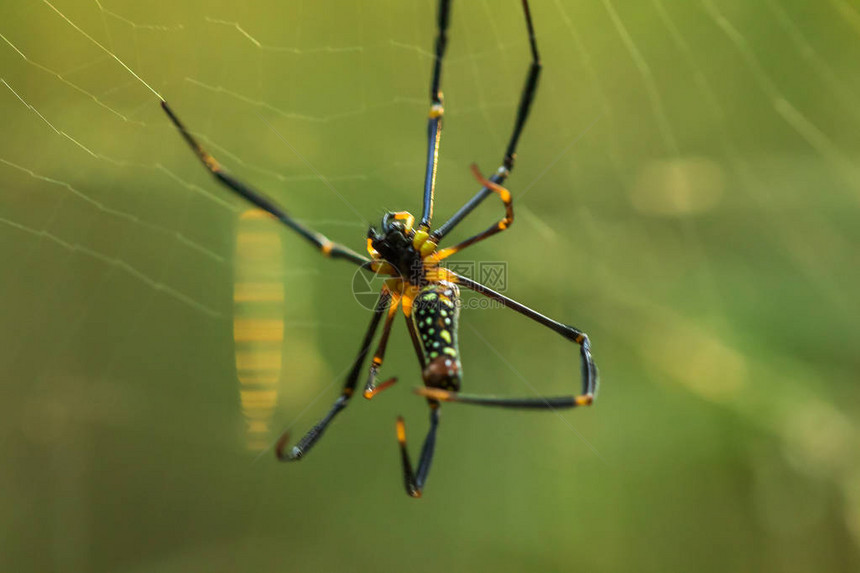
[2,1,859,571]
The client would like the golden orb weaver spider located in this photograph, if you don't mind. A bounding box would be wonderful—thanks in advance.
[161,0,597,498]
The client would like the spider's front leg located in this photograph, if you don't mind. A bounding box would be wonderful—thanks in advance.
[160,101,368,267]
[432,0,542,241]
[419,0,452,228]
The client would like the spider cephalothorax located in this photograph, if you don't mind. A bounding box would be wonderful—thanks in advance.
[161,0,597,499]
[366,212,438,285]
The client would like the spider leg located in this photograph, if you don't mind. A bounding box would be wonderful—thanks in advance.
[393,305,440,498]
[363,293,402,399]
[433,0,541,241]
[419,0,452,228]
[413,272,597,409]
[161,101,369,267]
[275,289,391,461]
[396,404,441,498]
[430,164,513,262]
[403,312,427,370]
[415,388,590,409]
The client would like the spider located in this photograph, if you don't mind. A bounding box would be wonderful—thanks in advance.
[161,0,597,498]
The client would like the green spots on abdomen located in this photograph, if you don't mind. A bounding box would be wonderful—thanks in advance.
[412,281,462,389]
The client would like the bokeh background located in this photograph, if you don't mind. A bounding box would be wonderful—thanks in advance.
[2,1,859,572]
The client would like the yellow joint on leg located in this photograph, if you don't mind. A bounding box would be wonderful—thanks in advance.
[575,394,594,406]
[414,387,453,402]
[392,211,415,234]
[384,278,405,293]
[419,240,437,258]
[365,377,398,400]
[200,152,221,172]
[396,417,407,443]
[412,229,438,258]
[412,229,429,250]
[428,246,456,262]
[371,261,397,275]
[321,241,334,256]
[423,266,457,284]
[366,238,380,258]
[470,163,513,203]
[429,103,444,118]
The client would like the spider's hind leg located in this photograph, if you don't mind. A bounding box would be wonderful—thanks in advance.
[414,388,593,410]
[411,272,598,411]
[396,402,441,498]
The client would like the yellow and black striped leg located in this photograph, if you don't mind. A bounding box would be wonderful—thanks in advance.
[431,165,514,262]
[161,101,369,267]
[363,294,402,399]
[432,0,541,241]
[419,0,451,228]
[396,403,440,498]
[276,289,392,461]
[414,272,597,409]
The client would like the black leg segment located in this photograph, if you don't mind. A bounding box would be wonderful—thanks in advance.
[433,0,542,241]
[161,101,369,267]
[276,289,392,461]
[396,404,441,498]
[363,295,402,399]
[420,0,452,228]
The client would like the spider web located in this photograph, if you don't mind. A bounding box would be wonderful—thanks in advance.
[2,0,860,571]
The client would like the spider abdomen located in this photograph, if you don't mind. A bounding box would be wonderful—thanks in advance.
[412,281,462,391]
